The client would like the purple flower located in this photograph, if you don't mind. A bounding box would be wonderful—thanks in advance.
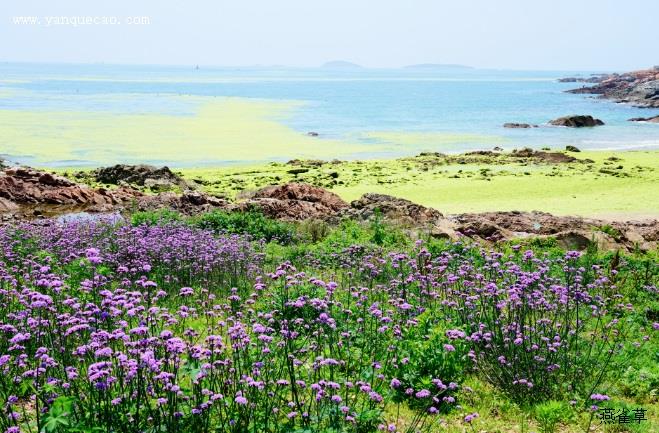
[464,412,479,423]
[590,394,610,401]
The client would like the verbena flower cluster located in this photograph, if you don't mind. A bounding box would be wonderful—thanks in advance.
[0,219,649,433]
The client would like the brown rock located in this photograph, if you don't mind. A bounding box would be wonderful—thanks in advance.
[341,193,443,227]
[234,183,348,221]
[566,68,659,108]
[549,115,604,127]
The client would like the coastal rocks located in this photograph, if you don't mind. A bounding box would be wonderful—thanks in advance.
[558,75,607,83]
[511,148,578,163]
[549,115,604,127]
[0,166,142,215]
[133,191,228,215]
[234,183,348,221]
[566,67,659,108]
[628,115,659,123]
[341,193,443,227]
[565,145,581,152]
[90,164,191,191]
[503,123,538,128]
[450,210,657,252]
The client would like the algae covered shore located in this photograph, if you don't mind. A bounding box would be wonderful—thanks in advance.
[171,149,659,219]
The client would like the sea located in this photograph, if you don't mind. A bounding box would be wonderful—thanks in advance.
[1,63,658,167]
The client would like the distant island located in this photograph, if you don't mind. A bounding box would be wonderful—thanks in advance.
[321,60,363,69]
[404,63,473,70]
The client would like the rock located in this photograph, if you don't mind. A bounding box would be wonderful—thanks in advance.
[287,168,310,175]
[235,183,348,221]
[339,193,443,227]
[565,145,581,152]
[511,148,577,163]
[549,115,604,127]
[555,231,592,250]
[566,68,659,108]
[134,191,229,215]
[0,166,141,214]
[430,219,461,241]
[449,210,658,252]
[92,164,190,191]
[0,197,19,212]
[456,220,513,242]
[628,115,659,123]
[503,123,538,128]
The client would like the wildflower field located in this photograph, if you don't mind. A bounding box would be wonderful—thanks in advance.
[1,211,657,433]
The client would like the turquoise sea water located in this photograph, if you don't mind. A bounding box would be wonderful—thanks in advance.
[1,63,658,167]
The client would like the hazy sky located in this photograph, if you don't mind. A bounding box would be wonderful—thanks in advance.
[1,0,656,70]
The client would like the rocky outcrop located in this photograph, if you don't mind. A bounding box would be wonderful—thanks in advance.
[450,211,657,252]
[511,148,578,163]
[0,166,229,218]
[89,164,192,191]
[331,193,657,252]
[566,67,659,108]
[628,115,659,123]
[0,167,140,211]
[233,183,348,221]
[549,115,604,127]
[132,191,229,215]
[503,123,537,128]
[558,75,607,84]
[339,193,443,227]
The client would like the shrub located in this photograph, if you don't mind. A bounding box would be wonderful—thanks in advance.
[130,208,182,226]
[192,209,295,243]
[534,400,572,433]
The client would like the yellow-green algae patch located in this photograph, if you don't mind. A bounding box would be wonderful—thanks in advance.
[0,96,379,165]
[174,150,659,219]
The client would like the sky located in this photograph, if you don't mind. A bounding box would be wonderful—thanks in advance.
[0,0,656,71]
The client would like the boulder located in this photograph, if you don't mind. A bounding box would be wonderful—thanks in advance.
[456,220,513,242]
[549,115,604,127]
[565,145,581,152]
[92,164,190,191]
[235,183,348,221]
[342,193,443,227]
[0,166,142,215]
[133,191,229,215]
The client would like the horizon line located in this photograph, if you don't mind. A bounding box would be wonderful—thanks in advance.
[0,59,646,74]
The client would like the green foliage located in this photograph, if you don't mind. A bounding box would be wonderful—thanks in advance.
[299,218,331,243]
[597,224,622,240]
[534,400,573,433]
[42,396,75,432]
[130,208,182,226]
[392,312,468,411]
[192,210,295,243]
